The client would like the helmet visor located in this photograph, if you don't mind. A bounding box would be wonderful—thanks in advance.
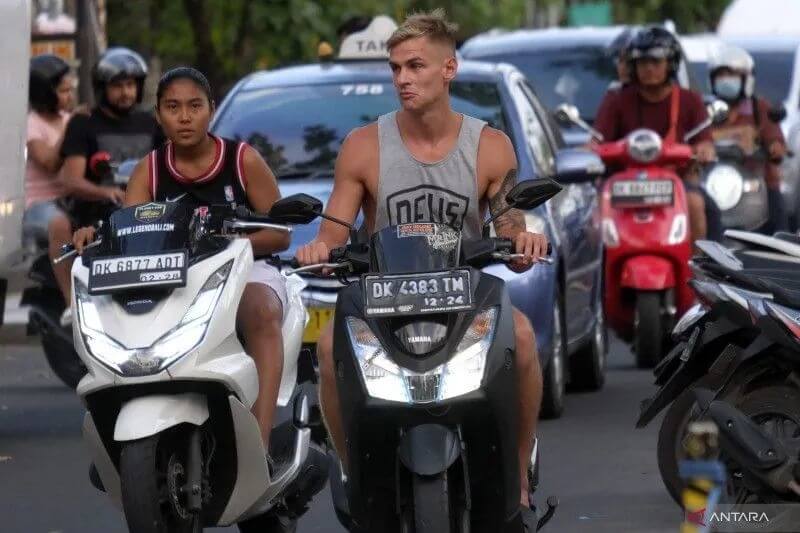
[630,46,672,60]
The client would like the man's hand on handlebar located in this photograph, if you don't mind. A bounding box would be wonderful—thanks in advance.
[509,231,549,273]
[694,141,716,164]
[296,240,331,266]
[769,141,787,161]
[72,226,97,254]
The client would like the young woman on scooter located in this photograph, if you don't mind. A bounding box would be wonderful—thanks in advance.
[594,26,720,244]
[71,67,289,452]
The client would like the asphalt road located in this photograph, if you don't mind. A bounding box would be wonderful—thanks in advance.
[0,334,682,532]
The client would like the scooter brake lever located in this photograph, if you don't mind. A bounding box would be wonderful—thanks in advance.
[536,496,559,530]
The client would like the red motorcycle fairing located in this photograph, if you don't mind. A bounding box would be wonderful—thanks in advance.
[620,255,676,290]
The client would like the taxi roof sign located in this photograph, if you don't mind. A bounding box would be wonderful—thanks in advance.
[338,15,398,60]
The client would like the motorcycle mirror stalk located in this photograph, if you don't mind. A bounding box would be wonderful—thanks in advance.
[269,193,360,244]
[553,103,604,142]
[482,178,563,238]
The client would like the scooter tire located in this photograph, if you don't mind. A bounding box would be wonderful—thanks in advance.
[656,381,707,506]
[41,331,86,389]
[634,292,664,369]
[541,293,565,419]
[120,427,202,533]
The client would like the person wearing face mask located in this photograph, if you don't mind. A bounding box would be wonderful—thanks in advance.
[709,43,788,232]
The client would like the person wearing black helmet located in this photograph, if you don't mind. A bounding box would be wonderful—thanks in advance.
[24,54,73,248]
[49,47,164,324]
[594,26,718,244]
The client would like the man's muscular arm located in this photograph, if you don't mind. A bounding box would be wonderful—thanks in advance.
[488,168,526,239]
[295,126,372,266]
[481,128,549,272]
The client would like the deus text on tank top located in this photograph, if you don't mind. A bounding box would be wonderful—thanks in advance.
[375,112,485,240]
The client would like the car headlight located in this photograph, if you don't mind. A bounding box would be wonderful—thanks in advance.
[75,260,232,376]
[704,164,743,211]
[346,307,498,404]
[626,129,662,163]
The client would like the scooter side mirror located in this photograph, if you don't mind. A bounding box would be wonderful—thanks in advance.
[707,99,729,125]
[506,178,564,211]
[481,178,562,238]
[268,193,322,224]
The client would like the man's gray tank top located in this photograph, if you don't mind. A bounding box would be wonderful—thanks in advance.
[375,111,486,239]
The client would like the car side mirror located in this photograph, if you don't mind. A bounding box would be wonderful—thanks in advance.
[554,148,605,184]
[768,104,787,123]
[268,193,322,224]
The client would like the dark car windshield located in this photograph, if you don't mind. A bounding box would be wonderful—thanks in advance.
[213,81,508,179]
[746,50,795,105]
[475,48,616,122]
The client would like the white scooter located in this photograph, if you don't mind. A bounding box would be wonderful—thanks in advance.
[56,201,328,532]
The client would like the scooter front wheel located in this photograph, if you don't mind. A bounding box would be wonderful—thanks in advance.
[120,425,203,533]
[634,291,664,369]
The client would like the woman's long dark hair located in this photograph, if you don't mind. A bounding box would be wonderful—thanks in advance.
[29,54,70,115]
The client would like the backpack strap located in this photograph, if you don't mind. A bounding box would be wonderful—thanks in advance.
[664,85,681,143]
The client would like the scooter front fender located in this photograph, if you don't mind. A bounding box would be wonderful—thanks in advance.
[113,393,209,442]
[620,255,676,290]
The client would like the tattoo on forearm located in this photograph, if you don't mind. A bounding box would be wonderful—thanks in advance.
[489,169,526,236]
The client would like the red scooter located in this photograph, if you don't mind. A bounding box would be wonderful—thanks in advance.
[555,102,725,367]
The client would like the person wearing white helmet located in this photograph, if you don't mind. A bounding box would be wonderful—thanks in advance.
[710,43,788,231]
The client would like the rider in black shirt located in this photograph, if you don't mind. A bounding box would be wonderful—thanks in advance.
[50,48,163,323]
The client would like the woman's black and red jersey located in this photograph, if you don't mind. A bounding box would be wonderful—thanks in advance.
[147,134,253,210]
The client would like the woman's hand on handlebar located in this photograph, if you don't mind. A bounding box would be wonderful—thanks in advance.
[72,226,97,254]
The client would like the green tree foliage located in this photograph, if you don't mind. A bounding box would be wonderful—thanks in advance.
[106,0,730,98]
[106,0,527,97]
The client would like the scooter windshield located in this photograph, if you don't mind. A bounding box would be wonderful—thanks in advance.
[370,223,461,274]
[105,202,193,256]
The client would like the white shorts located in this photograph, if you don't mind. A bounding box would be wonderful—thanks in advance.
[247,261,288,317]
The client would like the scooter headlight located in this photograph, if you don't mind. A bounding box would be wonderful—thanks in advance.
[346,308,498,404]
[704,164,743,211]
[626,129,662,163]
[75,261,232,376]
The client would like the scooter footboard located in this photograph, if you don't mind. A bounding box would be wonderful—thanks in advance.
[113,393,209,442]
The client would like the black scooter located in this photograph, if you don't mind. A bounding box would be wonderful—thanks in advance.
[637,232,800,504]
[270,179,561,532]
